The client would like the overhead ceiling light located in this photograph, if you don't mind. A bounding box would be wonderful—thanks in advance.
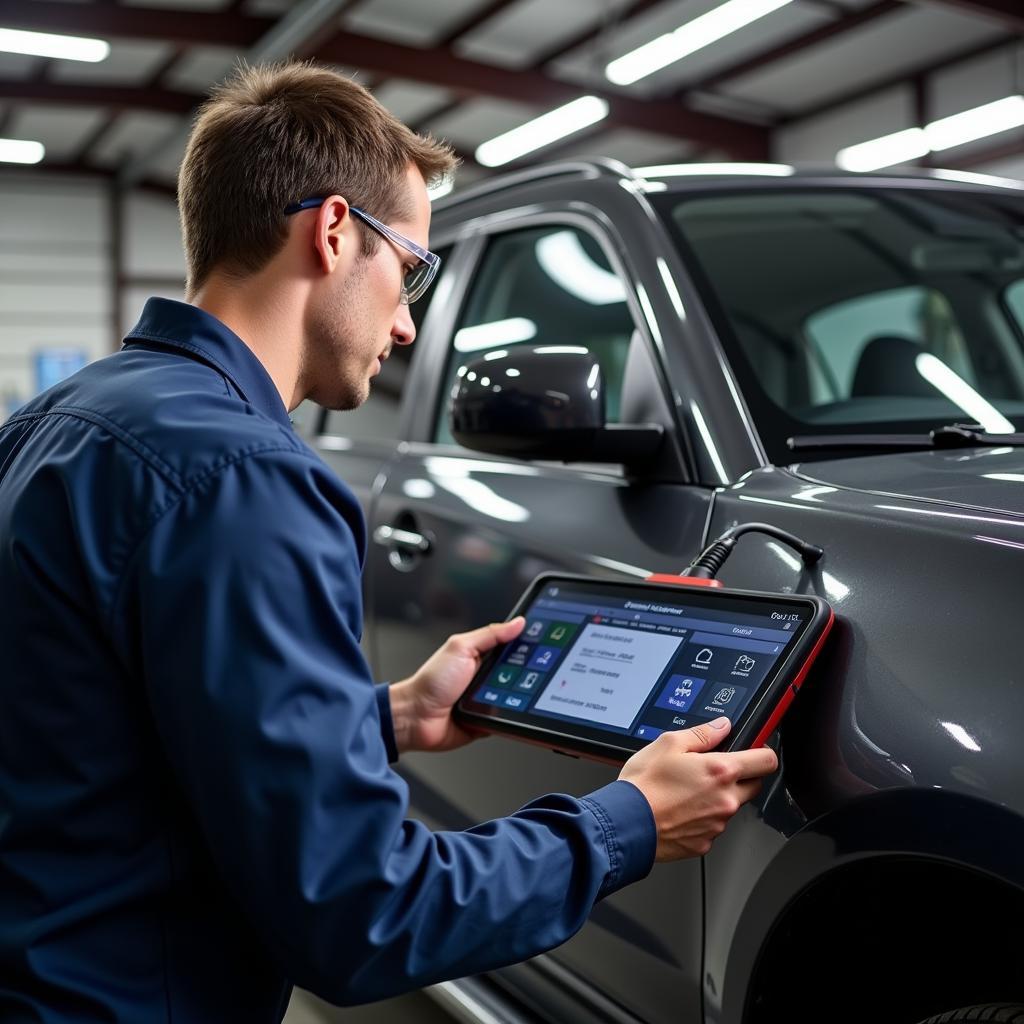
[925,94,1024,152]
[606,0,795,86]
[0,27,109,63]
[535,230,626,305]
[636,162,795,176]
[0,138,45,164]
[835,127,930,172]
[428,178,453,201]
[475,96,609,168]
[836,94,1024,172]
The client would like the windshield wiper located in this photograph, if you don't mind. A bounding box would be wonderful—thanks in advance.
[788,423,1024,453]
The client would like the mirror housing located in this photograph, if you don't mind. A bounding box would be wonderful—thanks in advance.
[449,346,663,471]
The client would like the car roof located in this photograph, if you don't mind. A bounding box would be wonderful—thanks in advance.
[432,157,1024,214]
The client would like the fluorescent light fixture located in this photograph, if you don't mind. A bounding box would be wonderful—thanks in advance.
[926,95,1024,152]
[836,95,1024,172]
[475,96,608,168]
[915,353,1015,434]
[0,27,109,63]
[535,230,626,305]
[606,0,794,86]
[637,162,795,177]
[0,138,44,164]
[836,128,929,172]
[428,178,453,201]
[454,317,536,353]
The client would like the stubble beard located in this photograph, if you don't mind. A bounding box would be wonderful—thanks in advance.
[306,260,373,412]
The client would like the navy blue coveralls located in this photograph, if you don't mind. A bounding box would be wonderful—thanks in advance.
[0,298,655,1022]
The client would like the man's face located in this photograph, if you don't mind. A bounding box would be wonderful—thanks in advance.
[305,164,431,411]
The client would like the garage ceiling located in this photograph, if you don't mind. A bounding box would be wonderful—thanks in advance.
[0,0,1019,195]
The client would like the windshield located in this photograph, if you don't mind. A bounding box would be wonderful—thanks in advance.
[655,186,1024,462]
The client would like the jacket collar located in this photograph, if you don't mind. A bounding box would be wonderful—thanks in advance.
[123,297,293,430]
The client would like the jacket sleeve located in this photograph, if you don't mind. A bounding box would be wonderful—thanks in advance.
[113,448,656,1005]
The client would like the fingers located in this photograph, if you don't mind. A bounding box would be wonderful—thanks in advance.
[673,716,732,753]
[728,746,779,780]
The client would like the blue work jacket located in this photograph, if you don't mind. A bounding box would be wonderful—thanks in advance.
[0,298,656,1022]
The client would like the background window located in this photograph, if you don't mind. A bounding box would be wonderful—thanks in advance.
[434,226,634,445]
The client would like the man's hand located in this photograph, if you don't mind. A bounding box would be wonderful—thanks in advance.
[618,718,778,861]
[387,617,526,755]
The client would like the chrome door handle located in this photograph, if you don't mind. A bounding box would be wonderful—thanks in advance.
[373,525,432,554]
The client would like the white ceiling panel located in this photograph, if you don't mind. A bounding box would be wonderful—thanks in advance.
[373,80,455,125]
[9,106,108,162]
[50,40,175,86]
[719,6,1005,116]
[532,126,696,168]
[688,88,781,124]
[0,53,44,79]
[162,46,238,94]
[342,0,495,48]
[90,112,182,168]
[454,0,634,71]
[425,96,540,151]
[549,0,829,95]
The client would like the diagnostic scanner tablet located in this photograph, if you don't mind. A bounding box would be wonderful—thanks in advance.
[456,573,834,763]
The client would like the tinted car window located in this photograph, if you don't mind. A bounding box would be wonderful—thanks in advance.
[805,286,974,402]
[657,189,1024,461]
[323,246,451,441]
[434,226,635,446]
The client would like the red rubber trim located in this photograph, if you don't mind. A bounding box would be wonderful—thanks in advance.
[750,606,836,748]
[644,574,724,588]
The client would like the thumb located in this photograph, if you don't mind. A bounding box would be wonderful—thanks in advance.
[461,616,525,656]
[675,716,732,752]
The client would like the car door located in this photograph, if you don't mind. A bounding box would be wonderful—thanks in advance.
[367,207,715,1024]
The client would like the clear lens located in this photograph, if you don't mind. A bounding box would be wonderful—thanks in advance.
[403,260,437,304]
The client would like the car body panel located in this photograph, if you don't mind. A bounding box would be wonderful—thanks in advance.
[310,161,1024,1022]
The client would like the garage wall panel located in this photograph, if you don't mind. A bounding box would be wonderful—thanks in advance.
[774,86,914,163]
[0,175,185,418]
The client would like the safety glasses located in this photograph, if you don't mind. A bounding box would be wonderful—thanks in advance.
[283,197,440,304]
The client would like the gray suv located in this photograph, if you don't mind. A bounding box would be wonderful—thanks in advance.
[307,160,1024,1023]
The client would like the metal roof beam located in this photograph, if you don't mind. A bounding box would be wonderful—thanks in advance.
[0,0,768,159]
[313,29,768,157]
[0,80,195,115]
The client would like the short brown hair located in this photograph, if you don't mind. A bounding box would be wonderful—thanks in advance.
[178,60,457,296]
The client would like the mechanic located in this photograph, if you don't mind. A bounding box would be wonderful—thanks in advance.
[0,61,778,1022]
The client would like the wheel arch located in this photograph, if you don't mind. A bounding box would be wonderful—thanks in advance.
[720,788,1024,1023]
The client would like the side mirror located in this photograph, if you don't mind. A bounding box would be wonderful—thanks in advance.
[449,346,663,471]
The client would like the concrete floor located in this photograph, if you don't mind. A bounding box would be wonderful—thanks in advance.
[284,988,453,1023]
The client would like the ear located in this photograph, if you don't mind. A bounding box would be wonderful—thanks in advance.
[312,195,351,275]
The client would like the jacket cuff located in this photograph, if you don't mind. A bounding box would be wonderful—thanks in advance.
[579,780,656,899]
[375,684,399,763]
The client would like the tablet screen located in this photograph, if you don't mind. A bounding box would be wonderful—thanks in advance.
[462,577,817,748]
